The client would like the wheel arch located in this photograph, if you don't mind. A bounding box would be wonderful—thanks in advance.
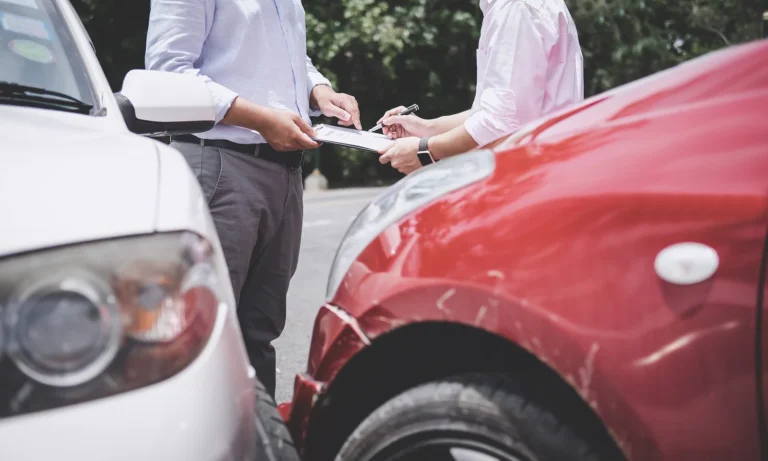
[303,321,635,461]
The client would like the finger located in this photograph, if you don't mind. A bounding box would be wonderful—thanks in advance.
[346,108,361,130]
[390,125,406,139]
[323,103,352,122]
[337,98,360,129]
[387,125,403,139]
[342,97,362,130]
[296,132,320,150]
[388,106,407,117]
[385,124,402,138]
[382,115,409,126]
[378,106,406,124]
[294,116,317,137]
[379,151,393,164]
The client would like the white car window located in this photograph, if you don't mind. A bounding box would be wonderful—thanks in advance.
[0,0,96,110]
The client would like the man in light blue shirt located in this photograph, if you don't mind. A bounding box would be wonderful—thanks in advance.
[146,0,361,398]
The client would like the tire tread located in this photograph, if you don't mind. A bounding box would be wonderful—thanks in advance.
[335,372,616,461]
[254,380,299,461]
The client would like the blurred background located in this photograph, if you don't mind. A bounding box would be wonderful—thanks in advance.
[71,0,764,187]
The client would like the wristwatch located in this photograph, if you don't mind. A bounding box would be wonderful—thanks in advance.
[417,137,435,166]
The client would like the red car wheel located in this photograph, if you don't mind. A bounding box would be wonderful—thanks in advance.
[334,373,622,461]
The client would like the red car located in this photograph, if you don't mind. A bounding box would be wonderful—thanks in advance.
[281,39,768,461]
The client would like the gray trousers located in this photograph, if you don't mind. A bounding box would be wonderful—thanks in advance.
[172,141,303,398]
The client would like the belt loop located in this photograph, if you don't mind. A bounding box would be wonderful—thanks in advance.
[199,138,205,147]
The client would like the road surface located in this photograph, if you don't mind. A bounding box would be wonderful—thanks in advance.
[274,186,386,403]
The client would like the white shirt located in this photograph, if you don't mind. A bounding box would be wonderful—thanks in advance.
[465,0,584,146]
[145,0,331,144]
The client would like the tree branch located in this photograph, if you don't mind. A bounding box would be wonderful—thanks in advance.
[698,25,731,45]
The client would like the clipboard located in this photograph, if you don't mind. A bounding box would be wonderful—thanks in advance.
[311,124,394,152]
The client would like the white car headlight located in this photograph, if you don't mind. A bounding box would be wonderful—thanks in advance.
[0,232,223,416]
[326,149,496,301]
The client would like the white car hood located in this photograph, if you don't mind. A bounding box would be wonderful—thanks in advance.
[0,107,160,257]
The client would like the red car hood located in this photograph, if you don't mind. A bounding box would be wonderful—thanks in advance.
[493,39,768,151]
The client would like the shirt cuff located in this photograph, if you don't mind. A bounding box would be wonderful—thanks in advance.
[464,110,517,146]
[307,74,332,117]
[464,89,520,146]
[208,81,238,123]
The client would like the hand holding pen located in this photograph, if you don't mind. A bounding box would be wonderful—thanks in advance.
[371,104,431,139]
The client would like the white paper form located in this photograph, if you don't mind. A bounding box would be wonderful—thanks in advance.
[311,124,394,152]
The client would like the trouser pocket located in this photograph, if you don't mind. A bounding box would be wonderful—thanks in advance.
[170,142,223,204]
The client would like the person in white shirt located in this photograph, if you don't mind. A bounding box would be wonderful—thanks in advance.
[145,0,361,398]
[378,0,583,174]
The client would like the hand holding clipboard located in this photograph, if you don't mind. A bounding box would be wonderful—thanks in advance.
[311,104,419,152]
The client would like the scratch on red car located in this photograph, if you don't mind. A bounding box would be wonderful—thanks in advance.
[486,270,504,280]
[474,305,488,325]
[435,288,456,313]
[370,315,408,329]
[512,320,533,349]
[324,304,371,346]
[578,342,601,406]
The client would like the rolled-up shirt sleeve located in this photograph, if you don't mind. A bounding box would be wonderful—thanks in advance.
[306,56,332,117]
[464,1,550,146]
[145,0,237,123]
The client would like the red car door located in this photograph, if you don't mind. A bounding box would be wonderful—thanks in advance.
[596,99,768,459]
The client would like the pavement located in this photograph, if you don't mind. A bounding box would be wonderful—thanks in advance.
[274,186,387,403]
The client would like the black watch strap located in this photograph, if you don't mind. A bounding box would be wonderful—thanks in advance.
[418,137,430,153]
[418,137,434,166]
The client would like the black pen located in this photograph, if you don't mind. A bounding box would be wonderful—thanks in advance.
[368,104,420,132]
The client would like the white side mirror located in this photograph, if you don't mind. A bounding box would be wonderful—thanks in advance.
[115,70,216,136]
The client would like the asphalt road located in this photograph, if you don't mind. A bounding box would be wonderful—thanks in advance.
[274,186,387,404]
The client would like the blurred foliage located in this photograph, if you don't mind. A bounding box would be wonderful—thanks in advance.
[70,0,763,187]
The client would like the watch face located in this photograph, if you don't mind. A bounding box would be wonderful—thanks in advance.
[418,152,434,165]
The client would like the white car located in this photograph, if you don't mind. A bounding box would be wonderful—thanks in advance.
[0,0,298,460]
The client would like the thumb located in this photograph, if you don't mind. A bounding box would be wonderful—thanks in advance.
[322,103,352,122]
[379,151,393,164]
[294,116,317,137]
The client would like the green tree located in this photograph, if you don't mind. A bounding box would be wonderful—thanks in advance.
[71,0,762,186]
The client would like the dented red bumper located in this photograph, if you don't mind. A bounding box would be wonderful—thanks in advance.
[280,304,370,452]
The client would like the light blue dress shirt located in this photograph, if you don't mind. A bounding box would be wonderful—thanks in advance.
[145,0,332,144]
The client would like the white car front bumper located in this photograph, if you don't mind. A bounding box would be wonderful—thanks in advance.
[0,301,273,461]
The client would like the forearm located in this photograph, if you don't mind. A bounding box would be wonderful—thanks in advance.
[427,124,479,161]
[221,97,272,132]
[305,56,332,115]
[425,110,471,136]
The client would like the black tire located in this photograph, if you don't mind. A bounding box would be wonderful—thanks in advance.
[334,373,620,461]
[254,379,300,461]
